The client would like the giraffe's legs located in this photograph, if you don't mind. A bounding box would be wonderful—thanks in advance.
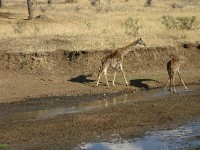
[120,65,129,85]
[96,71,103,86]
[97,63,109,86]
[172,75,176,93]
[104,68,109,86]
[164,79,170,91]
[164,67,172,91]
[112,71,117,86]
[169,77,172,91]
[177,70,188,91]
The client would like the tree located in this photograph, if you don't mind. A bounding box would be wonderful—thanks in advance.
[27,0,33,20]
[0,0,4,7]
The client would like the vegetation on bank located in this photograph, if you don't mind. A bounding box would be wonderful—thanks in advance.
[0,0,199,52]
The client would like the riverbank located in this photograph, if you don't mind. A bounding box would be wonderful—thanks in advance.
[0,43,200,104]
[0,44,199,149]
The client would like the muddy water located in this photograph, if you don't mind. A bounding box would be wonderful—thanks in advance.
[77,119,200,150]
[0,85,199,123]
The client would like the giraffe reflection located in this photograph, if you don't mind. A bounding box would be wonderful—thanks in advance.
[98,94,128,108]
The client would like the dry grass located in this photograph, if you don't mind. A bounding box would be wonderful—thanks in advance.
[0,0,199,52]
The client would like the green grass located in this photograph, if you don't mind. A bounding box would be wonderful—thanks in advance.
[0,144,9,150]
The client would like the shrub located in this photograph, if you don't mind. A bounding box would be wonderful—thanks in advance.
[96,5,111,13]
[176,16,196,30]
[89,0,100,6]
[123,17,140,36]
[65,0,77,3]
[161,15,197,30]
[171,3,185,9]
[145,0,153,7]
[0,144,9,150]
[12,20,27,34]
[96,6,102,12]
[74,5,81,12]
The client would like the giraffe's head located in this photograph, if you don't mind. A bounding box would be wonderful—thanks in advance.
[136,38,146,46]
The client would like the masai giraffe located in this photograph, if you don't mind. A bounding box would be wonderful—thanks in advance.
[163,54,188,93]
[96,38,146,86]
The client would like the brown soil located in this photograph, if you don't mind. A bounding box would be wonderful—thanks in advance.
[0,43,200,149]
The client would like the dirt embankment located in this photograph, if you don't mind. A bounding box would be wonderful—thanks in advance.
[0,43,199,76]
[0,42,199,104]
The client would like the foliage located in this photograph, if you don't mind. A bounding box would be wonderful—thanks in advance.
[123,17,140,36]
[12,20,27,34]
[161,15,197,30]
[0,144,9,150]
[19,58,27,70]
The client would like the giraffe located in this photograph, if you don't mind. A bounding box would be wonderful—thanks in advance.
[96,38,146,86]
[163,54,188,93]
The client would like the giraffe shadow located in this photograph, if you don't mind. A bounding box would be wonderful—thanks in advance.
[68,74,96,84]
[130,79,159,90]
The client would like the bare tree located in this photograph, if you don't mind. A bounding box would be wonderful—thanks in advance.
[0,0,4,7]
[27,0,33,20]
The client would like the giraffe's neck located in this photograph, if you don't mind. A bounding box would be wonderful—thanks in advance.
[120,40,138,57]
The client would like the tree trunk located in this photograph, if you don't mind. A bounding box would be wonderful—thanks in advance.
[0,0,4,7]
[27,0,33,20]
[47,0,52,4]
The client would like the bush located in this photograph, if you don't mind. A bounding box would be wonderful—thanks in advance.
[161,15,197,30]
[89,0,100,6]
[145,0,153,7]
[123,17,140,36]
[65,0,77,3]
[0,144,9,150]
[171,3,185,9]
[12,20,27,34]
[74,5,81,12]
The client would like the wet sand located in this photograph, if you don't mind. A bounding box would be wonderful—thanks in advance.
[0,85,200,150]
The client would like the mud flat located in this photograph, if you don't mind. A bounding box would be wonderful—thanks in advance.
[0,85,200,150]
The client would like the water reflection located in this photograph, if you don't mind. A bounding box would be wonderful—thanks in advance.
[78,120,200,150]
[79,142,142,150]
[0,85,199,123]
[0,94,129,123]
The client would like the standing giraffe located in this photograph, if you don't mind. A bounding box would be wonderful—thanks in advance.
[163,54,188,93]
[96,38,146,86]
